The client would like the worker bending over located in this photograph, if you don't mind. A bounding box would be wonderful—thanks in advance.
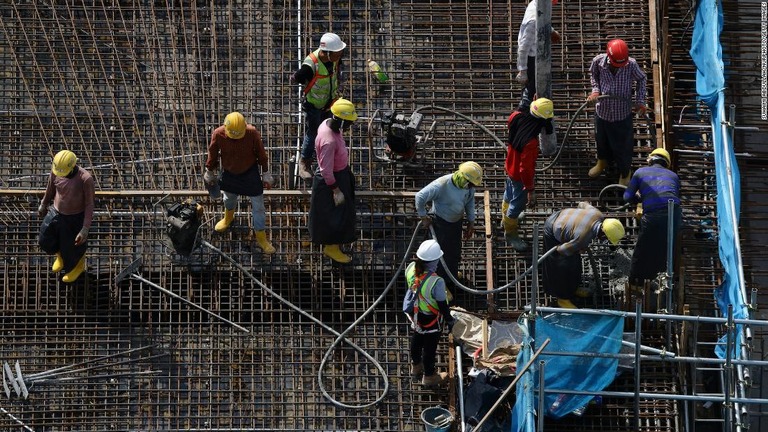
[543,202,625,308]
[404,239,455,388]
[204,112,275,254]
[415,162,482,301]
[38,150,95,283]
[308,98,358,263]
[587,39,648,186]
[502,98,555,251]
[623,148,681,292]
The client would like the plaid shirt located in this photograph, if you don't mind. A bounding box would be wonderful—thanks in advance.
[589,53,647,122]
[545,203,604,256]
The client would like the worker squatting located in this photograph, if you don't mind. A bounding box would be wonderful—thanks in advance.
[36,30,680,387]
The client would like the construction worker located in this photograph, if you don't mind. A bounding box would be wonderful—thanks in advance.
[308,98,358,263]
[587,38,648,186]
[203,112,275,254]
[502,98,555,251]
[543,202,625,308]
[415,161,481,300]
[623,148,681,291]
[37,150,95,283]
[515,0,561,111]
[403,239,455,387]
[292,32,346,180]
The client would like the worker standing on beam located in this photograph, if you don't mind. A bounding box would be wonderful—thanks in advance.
[543,202,625,308]
[403,239,455,388]
[204,112,276,254]
[38,150,95,283]
[308,98,358,264]
[623,148,681,293]
[502,98,555,251]
[292,32,347,180]
[515,0,561,111]
[587,38,648,186]
[415,162,482,302]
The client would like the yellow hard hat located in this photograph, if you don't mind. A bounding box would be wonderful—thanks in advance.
[458,161,483,186]
[530,98,554,119]
[52,150,77,177]
[224,112,246,139]
[649,148,671,167]
[330,98,358,121]
[601,218,625,245]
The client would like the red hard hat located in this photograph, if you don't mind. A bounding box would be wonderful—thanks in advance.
[606,39,629,67]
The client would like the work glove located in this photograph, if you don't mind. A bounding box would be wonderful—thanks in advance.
[634,103,648,115]
[37,202,49,218]
[526,190,537,208]
[515,70,528,84]
[587,92,600,103]
[420,215,432,229]
[262,171,274,190]
[463,222,475,240]
[203,169,218,186]
[332,188,345,206]
[74,226,89,246]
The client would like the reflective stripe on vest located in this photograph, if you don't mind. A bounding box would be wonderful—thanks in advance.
[405,262,440,329]
[302,50,338,109]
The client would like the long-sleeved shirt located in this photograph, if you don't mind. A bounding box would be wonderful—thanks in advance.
[623,164,681,214]
[545,202,604,256]
[516,0,538,71]
[415,174,476,223]
[315,119,349,187]
[589,53,647,122]
[42,167,95,228]
[205,125,268,175]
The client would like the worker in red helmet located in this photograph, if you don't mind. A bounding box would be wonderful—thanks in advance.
[38,150,95,283]
[586,39,648,186]
[515,0,561,111]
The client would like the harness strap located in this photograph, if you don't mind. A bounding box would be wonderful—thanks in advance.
[302,52,332,95]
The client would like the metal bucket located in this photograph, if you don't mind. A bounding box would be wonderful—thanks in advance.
[420,406,453,432]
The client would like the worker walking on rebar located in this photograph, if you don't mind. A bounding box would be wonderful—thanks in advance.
[587,38,648,186]
[292,32,347,180]
[502,98,555,251]
[623,148,681,292]
[38,150,95,283]
[515,0,561,111]
[308,98,358,264]
[403,239,455,388]
[203,112,276,254]
[415,162,481,301]
[543,202,625,308]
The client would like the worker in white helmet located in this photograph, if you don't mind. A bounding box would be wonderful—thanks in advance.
[292,32,347,180]
[38,150,95,283]
[402,239,455,388]
[204,112,276,254]
[308,98,358,264]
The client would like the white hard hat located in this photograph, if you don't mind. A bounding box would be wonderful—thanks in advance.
[416,239,444,262]
[319,33,346,52]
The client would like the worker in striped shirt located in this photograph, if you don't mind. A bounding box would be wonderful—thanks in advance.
[543,202,625,308]
[587,39,648,186]
[623,148,681,292]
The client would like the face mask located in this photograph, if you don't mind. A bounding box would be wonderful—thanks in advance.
[452,171,469,189]
[341,119,353,130]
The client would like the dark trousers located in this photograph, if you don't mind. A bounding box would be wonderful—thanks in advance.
[38,209,87,273]
[432,216,462,297]
[411,330,441,376]
[518,55,536,111]
[595,114,634,177]
[308,167,358,245]
[542,229,582,300]
[301,104,332,161]
[630,207,682,284]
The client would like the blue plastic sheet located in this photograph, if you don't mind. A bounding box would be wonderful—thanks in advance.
[511,313,623,431]
[689,0,748,359]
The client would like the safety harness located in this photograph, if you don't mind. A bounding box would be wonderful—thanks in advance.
[405,264,442,334]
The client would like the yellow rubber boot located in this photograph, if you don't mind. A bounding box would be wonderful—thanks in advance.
[503,217,528,251]
[618,171,632,186]
[254,230,276,254]
[323,244,352,263]
[557,298,578,309]
[500,201,510,228]
[62,255,86,283]
[214,209,236,232]
[588,159,608,178]
[52,252,64,273]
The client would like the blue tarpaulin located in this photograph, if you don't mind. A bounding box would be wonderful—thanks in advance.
[688,0,747,359]
[511,313,623,432]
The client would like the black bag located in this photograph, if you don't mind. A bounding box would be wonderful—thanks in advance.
[166,201,202,256]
